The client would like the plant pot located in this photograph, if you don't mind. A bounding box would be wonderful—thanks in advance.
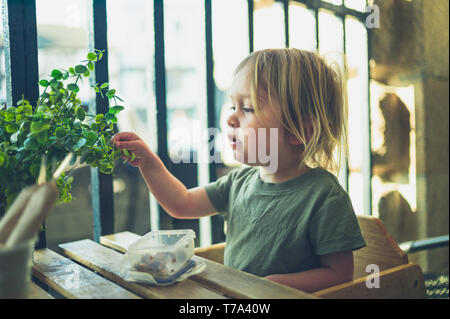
[0,238,35,299]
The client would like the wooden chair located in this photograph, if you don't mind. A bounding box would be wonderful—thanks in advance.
[194,215,426,299]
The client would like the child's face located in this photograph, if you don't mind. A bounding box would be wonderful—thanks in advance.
[225,68,294,173]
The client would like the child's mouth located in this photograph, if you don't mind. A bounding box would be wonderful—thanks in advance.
[227,134,239,149]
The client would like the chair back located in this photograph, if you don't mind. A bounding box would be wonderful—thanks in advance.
[353,215,408,279]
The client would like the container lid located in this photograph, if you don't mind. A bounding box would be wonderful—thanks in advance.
[128,229,195,251]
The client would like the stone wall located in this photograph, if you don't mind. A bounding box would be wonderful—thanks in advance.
[371,0,449,273]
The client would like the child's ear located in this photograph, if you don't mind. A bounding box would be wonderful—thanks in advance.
[287,134,303,146]
[287,125,314,146]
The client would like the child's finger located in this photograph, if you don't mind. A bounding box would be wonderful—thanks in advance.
[111,131,139,143]
[122,156,140,167]
[114,140,140,151]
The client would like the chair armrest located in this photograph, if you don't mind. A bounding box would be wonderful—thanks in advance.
[313,263,426,299]
[195,242,226,264]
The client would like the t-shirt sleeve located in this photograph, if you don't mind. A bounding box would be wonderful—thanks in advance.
[309,191,366,255]
[204,168,238,217]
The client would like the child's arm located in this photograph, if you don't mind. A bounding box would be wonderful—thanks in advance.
[264,250,354,293]
[112,132,217,219]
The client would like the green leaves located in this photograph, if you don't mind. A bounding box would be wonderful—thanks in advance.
[95,114,104,123]
[0,49,125,214]
[51,69,63,80]
[0,151,8,168]
[5,123,18,133]
[23,137,39,151]
[85,131,98,146]
[109,105,124,117]
[104,112,117,123]
[106,89,116,98]
[75,107,85,121]
[55,127,66,138]
[30,121,50,134]
[74,65,88,74]
[67,83,79,92]
[39,80,50,87]
[87,52,97,61]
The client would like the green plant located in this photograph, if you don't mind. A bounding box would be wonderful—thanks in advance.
[0,50,132,216]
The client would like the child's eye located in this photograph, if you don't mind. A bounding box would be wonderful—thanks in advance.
[228,105,253,113]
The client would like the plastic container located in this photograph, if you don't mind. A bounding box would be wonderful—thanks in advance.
[120,229,198,285]
[0,238,35,299]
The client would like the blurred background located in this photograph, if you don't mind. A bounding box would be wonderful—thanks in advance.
[1,0,448,297]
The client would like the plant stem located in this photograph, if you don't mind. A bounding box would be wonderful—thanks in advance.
[22,133,72,164]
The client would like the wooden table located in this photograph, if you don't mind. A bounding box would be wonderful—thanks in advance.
[30,231,317,299]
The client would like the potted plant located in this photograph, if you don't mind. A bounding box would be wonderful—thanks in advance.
[0,50,132,217]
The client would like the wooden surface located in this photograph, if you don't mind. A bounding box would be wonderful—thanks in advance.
[34,215,415,300]
[29,281,54,299]
[33,248,140,299]
[100,232,317,299]
[59,239,227,299]
[314,264,426,299]
[353,215,409,279]
[194,242,226,264]
[100,231,140,252]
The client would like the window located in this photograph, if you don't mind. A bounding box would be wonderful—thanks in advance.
[345,15,370,215]
[254,0,285,50]
[2,0,372,248]
[289,2,316,51]
[35,0,93,249]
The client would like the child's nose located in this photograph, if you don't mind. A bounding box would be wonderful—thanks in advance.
[226,112,239,128]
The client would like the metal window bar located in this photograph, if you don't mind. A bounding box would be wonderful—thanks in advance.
[248,0,254,53]
[153,0,172,231]
[1,0,39,108]
[283,0,289,48]
[1,0,45,248]
[205,0,225,244]
[294,0,367,22]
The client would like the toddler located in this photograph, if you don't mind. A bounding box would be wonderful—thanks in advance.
[112,48,366,293]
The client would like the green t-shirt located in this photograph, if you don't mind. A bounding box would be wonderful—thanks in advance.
[204,165,366,277]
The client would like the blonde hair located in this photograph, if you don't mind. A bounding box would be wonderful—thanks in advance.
[234,48,348,173]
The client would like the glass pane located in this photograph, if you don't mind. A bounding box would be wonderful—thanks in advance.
[254,0,285,50]
[164,0,207,243]
[345,16,369,214]
[318,9,346,188]
[212,0,249,170]
[318,9,344,64]
[36,0,92,250]
[323,0,343,6]
[107,0,154,234]
[164,0,206,164]
[345,0,367,12]
[0,13,5,103]
[212,0,249,92]
[289,1,316,51]
[36,0,89,101]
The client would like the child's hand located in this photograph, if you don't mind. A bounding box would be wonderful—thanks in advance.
[111,132,154,168]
